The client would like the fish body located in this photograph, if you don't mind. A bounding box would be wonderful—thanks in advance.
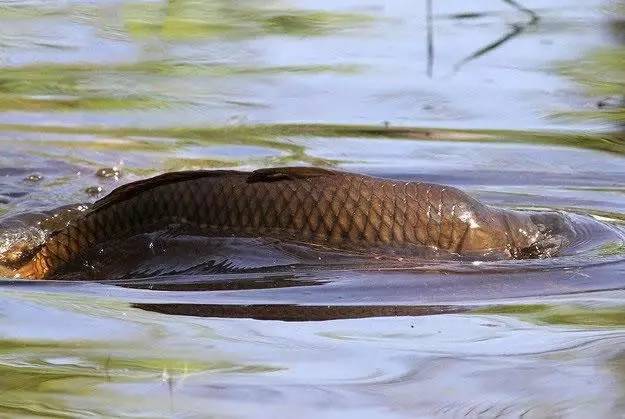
[14,167,572,279]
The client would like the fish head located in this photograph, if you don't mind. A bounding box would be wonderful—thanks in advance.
[457,208,519,259]
[456,208,574,260]
[503,211,575,259]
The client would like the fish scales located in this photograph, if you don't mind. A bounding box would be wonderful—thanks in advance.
[14,167,556,279]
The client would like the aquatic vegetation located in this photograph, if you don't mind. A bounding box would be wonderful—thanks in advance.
[598,242,625,256]
[123,0,371,40]
[31,138,176,153]
[554,108,625,124]
[474,304,549,315]
[163,157,239,171]
[0,1,74,19]
[2,122,625,155]
[260,12,369,36]
[1,120,625,184]
[475,304,625,327]
[560,48,625,97]
[0,64,163,112]
[0,0,365,114]
[0,95,161,112]
[0,61,360,113]
[0,290,283,417]
[556,6,625,125]
[0,339,269,417]
[564,208,625,225]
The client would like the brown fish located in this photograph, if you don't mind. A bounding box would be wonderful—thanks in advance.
[11,167,574,279]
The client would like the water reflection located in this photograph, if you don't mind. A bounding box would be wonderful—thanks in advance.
[1,286,625,417]
[426,0,541,74]
[133,302,465,321]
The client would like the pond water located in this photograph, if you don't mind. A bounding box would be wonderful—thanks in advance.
[1,0,625,417]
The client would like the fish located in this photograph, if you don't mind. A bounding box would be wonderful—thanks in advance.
[9,167,575,279]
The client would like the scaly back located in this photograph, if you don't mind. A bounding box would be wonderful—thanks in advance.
[17,167,478,279]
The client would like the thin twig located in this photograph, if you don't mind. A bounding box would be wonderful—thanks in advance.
[502,0,540,24]
[426,0,434,77]
[453,0,540,72]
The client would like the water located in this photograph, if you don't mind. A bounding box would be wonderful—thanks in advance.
[1,0,625,417]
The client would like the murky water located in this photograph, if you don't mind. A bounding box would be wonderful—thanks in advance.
[1,0,625,417]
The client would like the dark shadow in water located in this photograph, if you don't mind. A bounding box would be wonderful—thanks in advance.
[113,274,326,292]
[1,253,625,321]
[132,302,466,321]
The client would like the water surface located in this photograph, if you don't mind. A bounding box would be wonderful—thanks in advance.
[1,0,625,417]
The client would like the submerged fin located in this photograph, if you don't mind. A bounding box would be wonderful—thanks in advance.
[115,258,252,279]
[247,167,336,183]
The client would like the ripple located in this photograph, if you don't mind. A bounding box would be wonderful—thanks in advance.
[2,206,625,316]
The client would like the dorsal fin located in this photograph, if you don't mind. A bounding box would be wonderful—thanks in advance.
[247,167,336,183]
[89,167,337,213]
[89,170,243,213]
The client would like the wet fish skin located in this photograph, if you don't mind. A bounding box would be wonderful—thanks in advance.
[14,167,565,279]
[0,204,90,269]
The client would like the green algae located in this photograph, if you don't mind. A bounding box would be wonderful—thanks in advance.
[598,242,625,256]
[1,122,624,155]
[0,346,268,417]
[557,16,625,125]
[1,121,623,188]
[123,0,371,40]
[0,61,360,113]
[163,157,240,171]
[475,304,625,328]
[0,290,282,418]
[0,95,163,112]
